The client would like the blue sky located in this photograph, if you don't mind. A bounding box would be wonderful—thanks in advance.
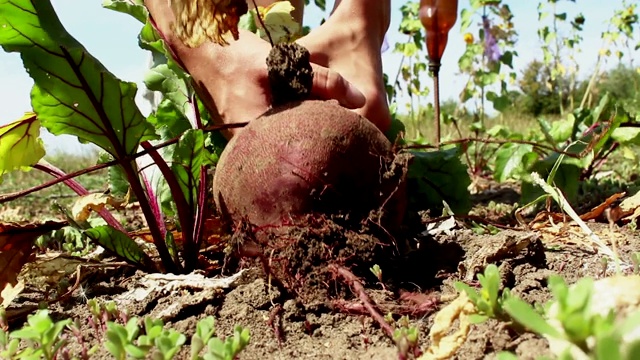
[0,0,637,152]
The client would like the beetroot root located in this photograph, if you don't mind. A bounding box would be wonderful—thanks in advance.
[212,100,407,230]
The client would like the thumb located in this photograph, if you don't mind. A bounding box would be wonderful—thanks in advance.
[310,65,366,109]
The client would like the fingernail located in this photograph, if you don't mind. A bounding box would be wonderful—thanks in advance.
[345,84,366,109]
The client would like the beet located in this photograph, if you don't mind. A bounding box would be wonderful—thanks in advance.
[212,100,407,230]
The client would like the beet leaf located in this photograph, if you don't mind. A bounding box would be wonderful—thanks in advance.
[0,0,158,157]
[407,147,472,215]
[0,113,45,182]
[84,226,156,272]
[102,0,148,24]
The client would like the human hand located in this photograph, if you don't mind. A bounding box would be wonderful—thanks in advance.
[145,0,368,138]
[295,1,392,133]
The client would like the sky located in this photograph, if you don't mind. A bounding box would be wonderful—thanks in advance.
[0,0,637,153]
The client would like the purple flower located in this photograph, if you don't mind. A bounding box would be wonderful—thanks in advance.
[482,16,501,63]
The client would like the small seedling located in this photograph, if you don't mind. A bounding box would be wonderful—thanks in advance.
[392,316,420,359]
[0,309,71,360]
[202,325,250,360]
[456,268,640,359]
[454,264,513,324]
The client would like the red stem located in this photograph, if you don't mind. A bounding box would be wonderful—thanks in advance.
[140,141,194,269]
[0,123,246,204]
[32,163,126,233]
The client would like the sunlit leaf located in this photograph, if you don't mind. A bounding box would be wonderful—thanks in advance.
[144,67,191,119]
[0,220,67,307]
[0,112,45,182]
[612,127,640,145]
[503,297,562,338]
[138,19,168,56]
[84,226,155,270]
[0,0,158,157]
[255,1,302,44]
[494,143,534,182]
[102,0,147,24]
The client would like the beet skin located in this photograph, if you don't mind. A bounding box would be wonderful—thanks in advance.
[212,100,407,229]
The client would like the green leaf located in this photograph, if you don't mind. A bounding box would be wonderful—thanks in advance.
[98,152,131,199]
[486,125,510,138]
[148,100,193,142]
[521,154,582,204]
[486,91,511,112]
[196,317,217,344]
[84,226,154,269]
[549,117,575,143]
[494,144,534,182]
[0,113,46,182]
[144,65,191,119]
[406,147,472,215]
[496,352,519,360]
[468,314,490,324]
[454,282,480,303]
[612,127,640,145]
[503,297,562,338]
[102,0,147,24]
[155,332,186,360]
[238,10,258,33]
[480,265,500,308]
[313,0,326,11]
[625,339,640,360]
[109,164,131,199]
[547,275,569,308]
[0,0,158,157]
[595,333,622,360]
[171,129,214,208]
[139,20,169,56]
[460,8,474,32]
[125,344,148,359]
[500,51,514,68]
[122,318,140,343]
[563,277,593,313]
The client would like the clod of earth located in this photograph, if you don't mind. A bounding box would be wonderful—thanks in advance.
[212,100,410,233]
[267,43,313,106]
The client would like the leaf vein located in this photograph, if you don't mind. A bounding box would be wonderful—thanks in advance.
[8,0,36,16]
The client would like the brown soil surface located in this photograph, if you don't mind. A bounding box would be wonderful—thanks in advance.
[5,179,640,360]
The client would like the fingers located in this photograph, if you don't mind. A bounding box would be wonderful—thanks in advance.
[310,64,366,109]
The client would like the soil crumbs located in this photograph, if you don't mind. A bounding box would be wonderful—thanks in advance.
[8,185,640,360]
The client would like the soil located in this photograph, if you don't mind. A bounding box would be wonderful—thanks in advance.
[6,178,640,360]
[267,42,313,106]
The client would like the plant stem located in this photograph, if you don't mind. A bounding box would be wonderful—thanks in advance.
[139,141,194,271]
[251,0,274,46]
[59,45,176,273]
[32,162,126,233]
[122,159,180,273]
[190,96,208,270]
[429,62,442,147]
